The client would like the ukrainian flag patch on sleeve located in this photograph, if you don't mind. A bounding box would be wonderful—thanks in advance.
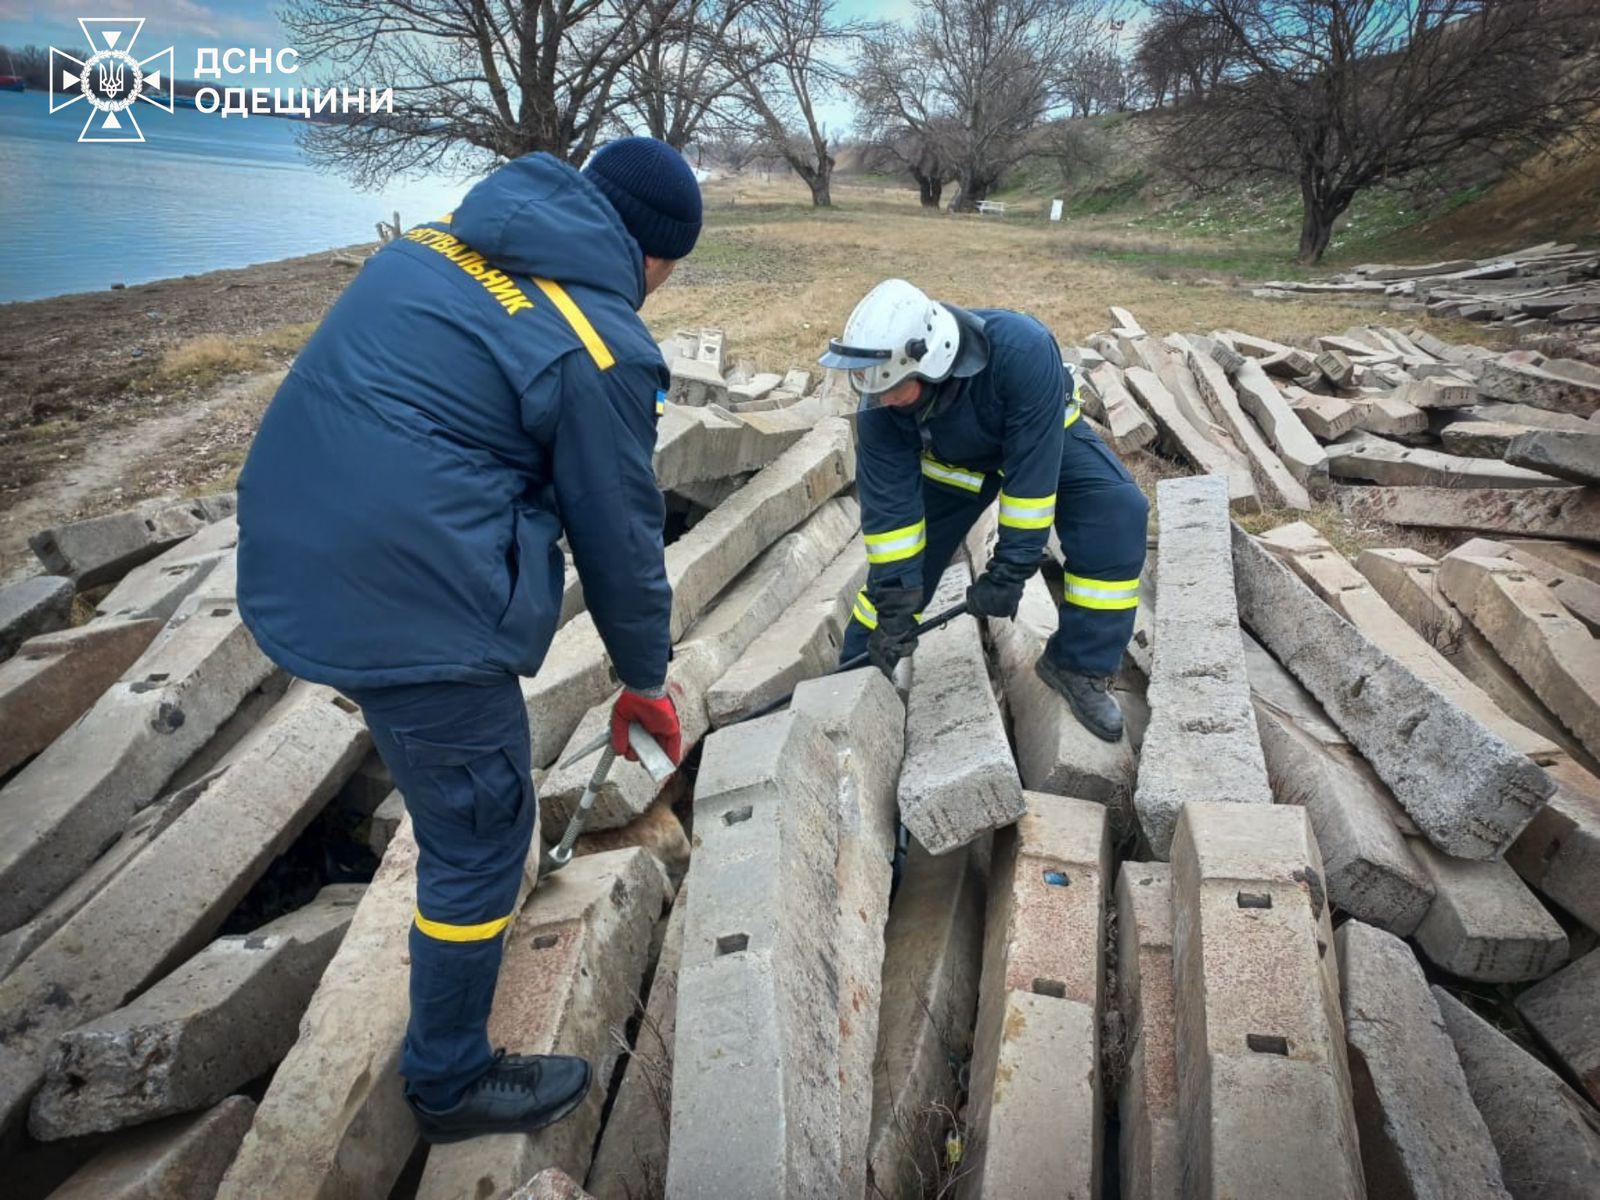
[655,388,668,416]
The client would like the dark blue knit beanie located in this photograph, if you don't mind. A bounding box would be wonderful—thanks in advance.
[583,137,703,261]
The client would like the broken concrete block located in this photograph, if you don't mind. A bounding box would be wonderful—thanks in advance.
[30,884,363,1138]
[523,615,618,769]
[1170,802,1364,1199]
[29,493,235,588]
[1219,330,1317,377]
[1506,761,1600,933]
[1440,420,1538,459]
[1115,863,1179,1200]
[417,848,668,1200]
[1409,837,1568,982]
[1085,362,1158,453]
[898,561,1024,856]
[1439,551,1600,765]
[1259,522,1557,763]
[1393,374,1477,409]
[1505,429,1600,486]
[1283,384,1359,440]
[989,572,1136,817]
[1462,399,1595,432]
[1451,536,1600,637]
[1477,355,1600,416]
[1337,483,1600,541]
[0,618,163,777]
[866,839,986,1199]
[1327,430,1563,489]
[1334,921,1510,1199]
[666,356,728,407]
[363,788,406,859]
[1435,987,1600,1200]
[1348,392,1429,437]
[0,559,275,931]
[668,709,843,1197]
[1243,633,1433,935]
[1354,546,1577,757]
[1234,525,1553,860]
[1516,947,1600,1106]
[665,417,853,642]
[1315,348,1356,387]
[573,794,690,888]
[46,1096,256,1200]
[1187,341,1312,509]
[1503,538,1600,587]
[705,539,865,727]
[0,574,72,660]
[1231,360,1327,487]
[0,682,369,1140]
[585,892,686,1200]
[215,818,453,1200]
[1124,366,1259,513]
[652,403,812,491]
[513,1168,595,1200]
[542,498,858,838]
[728,372,783,404]
[95,515,239,623]
[792,667,904,1200]
[1135,477,1271,858]
[962,793,1109,1199]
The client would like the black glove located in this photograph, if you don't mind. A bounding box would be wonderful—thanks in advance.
[867,585,921,678]
[966,567,1026,620]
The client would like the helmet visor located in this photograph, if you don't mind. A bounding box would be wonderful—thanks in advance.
[818,340,892,372]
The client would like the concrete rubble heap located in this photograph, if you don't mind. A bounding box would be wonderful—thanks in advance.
[5,312,1600,1200]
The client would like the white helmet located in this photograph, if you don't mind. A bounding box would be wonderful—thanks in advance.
[819,278,961,401]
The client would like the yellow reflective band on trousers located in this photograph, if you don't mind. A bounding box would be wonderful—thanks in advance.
[998,491,1056,530]
[1064,573,1140,611]
[920,454,984,493]
[414,908,514,943]
[532,278,615,371]
[863,519,927,564]
[852,589,878,629]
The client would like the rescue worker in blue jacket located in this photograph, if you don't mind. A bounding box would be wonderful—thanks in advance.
[821,279,1148,741]
[237,137,700,1143]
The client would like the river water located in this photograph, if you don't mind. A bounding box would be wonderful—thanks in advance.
[0,91,469,304]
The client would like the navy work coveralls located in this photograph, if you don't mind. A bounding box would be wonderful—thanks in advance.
[841,307,1149,676]
[237,154,671,1108]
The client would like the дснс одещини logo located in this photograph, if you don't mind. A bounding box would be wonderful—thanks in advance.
[50,17,174,143]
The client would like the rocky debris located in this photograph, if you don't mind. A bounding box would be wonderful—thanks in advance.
[0,618,163,777]
[1335,921,1510,1199]
[1337,484,1600,540]
[1234,524,1553,860]
[30,884,361,1139]
[1515,948,1600,1107]
[1505,429,1600,485]
[898,562,1024,855]
[1170,802,1364,1199]
[1436,987,1600,1200]
[0,574,72,660]
[1136,476,1272,858]
[1114,862,1179,1200]
[29,492,235,589]
[46,1096,256,1200]
[962,793,1109,1199]
[1085,361,1158,453]
[1184,337,1312,509]
[1327,430,1563,489]
[416,849,669,1200]
[1408,838,1569,982]
[94,515,239,624]
[1505,762,1600,934]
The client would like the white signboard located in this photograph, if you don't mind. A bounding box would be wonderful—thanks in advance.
[1050,199,1064,222]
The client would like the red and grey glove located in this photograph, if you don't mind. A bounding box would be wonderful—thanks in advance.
[611,685,683,765]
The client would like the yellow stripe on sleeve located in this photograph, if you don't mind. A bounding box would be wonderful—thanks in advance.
[532,277,615,371]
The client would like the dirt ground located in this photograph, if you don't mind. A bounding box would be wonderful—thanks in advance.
[0,175,1509,579]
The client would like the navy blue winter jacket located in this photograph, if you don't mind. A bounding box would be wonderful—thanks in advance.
[238,154,672,691]
[857,307,1074,596]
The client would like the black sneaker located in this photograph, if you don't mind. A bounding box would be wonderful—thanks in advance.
[1035,656,1124,743]
[408,1049,591,1145]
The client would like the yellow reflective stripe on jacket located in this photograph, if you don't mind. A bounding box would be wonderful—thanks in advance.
[920,454,984,494]
[852,589,878,629]
[1064,573,1140,611]
[1063,400,1082,429]
[414,909,514,943]
[532,278,615,371]
[863,519,927,564]
[998,491,1056,530]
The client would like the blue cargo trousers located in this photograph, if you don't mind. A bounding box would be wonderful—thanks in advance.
[842,418,1148,676]
[344,675,536,1110]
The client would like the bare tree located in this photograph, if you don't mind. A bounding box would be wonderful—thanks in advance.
[1158,0,1600,262]
[1132,3,1243,107]
[1063,45,1129,116]
[729,0,857,207]
[854,25,957,206]
[614,0,773,147]
[281,0,679,185]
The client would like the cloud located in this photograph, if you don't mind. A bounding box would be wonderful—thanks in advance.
[3,0,282,41]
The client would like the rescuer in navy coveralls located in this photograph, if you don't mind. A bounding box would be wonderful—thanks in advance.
[237,138,699,1143]
[824,280,1148,741]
